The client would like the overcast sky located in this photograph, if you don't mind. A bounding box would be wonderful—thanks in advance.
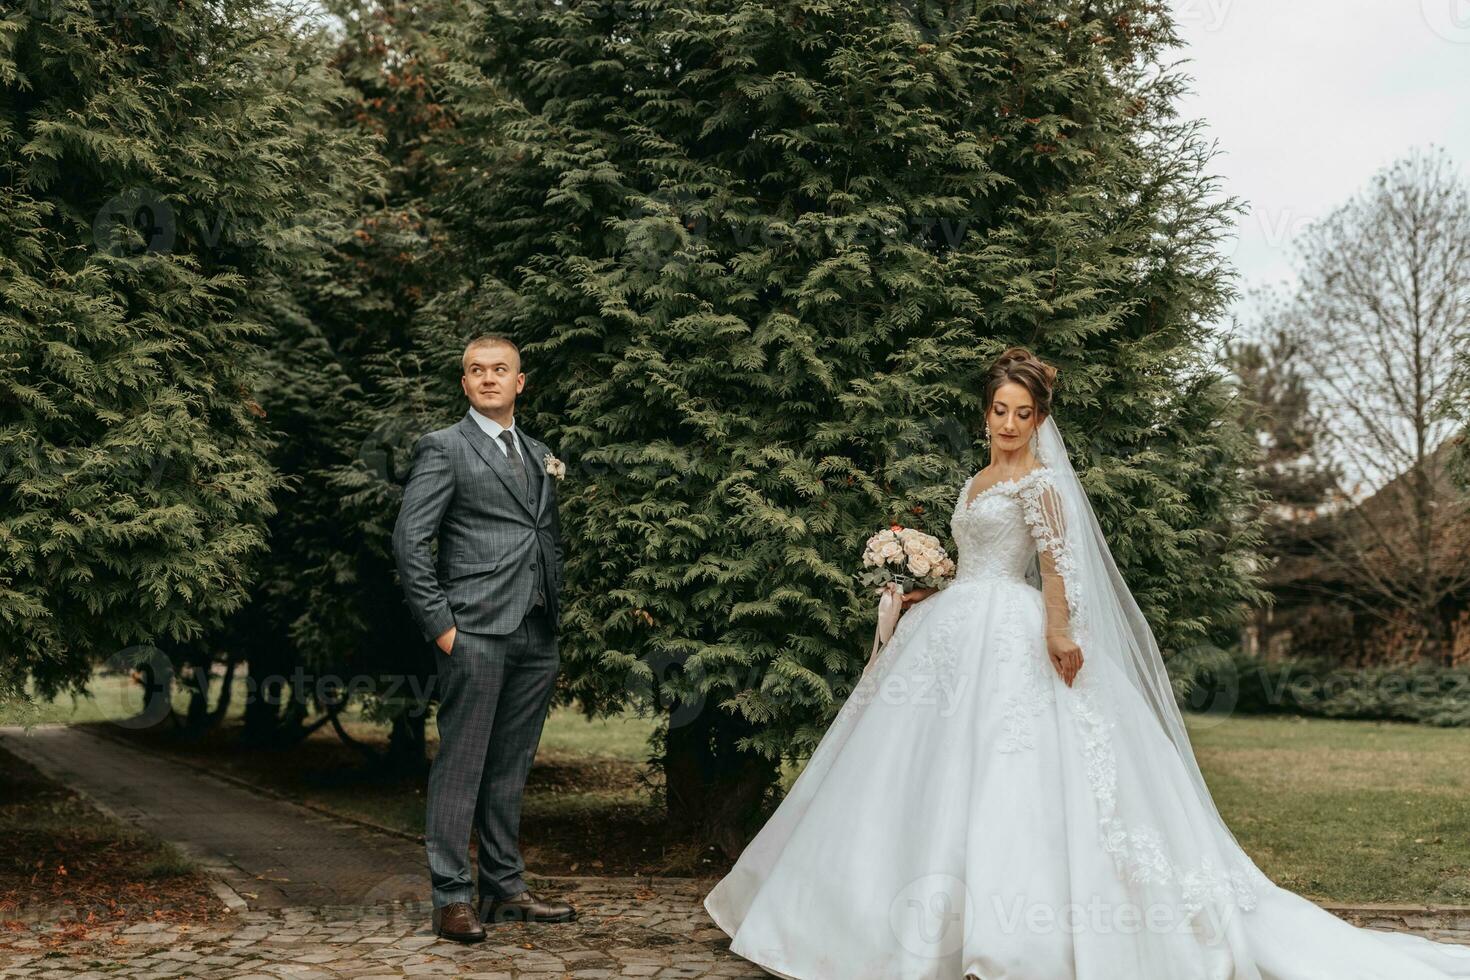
[1168,0,1470,330]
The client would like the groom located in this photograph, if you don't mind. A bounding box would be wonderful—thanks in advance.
[392,334,574,942]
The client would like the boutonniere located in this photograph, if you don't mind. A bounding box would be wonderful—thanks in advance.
[542,451,566,480]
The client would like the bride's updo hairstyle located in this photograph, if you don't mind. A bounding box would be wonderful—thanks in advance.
[983,346,1058,420]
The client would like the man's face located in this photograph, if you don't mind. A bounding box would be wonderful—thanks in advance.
[461,342,524,416]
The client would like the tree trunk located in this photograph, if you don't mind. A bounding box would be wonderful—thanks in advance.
[663,702,780,860]
[1425,603,1453,668]
[274,680,319,747]
[387,709,428,773]
[181,650,214,737]
[201,653,240,732]
[242,654,287,747]
[129,649,176,730]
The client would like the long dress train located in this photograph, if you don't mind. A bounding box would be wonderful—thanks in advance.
[703,466,1470,980]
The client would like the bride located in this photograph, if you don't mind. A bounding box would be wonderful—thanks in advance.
[702,348,1470,979]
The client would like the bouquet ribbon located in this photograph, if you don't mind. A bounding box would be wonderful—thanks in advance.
[868,582,902,668]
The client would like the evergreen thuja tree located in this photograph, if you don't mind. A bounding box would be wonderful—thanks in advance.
[0,1,368,707]
[412,0,1264,851]
[228,0,452,756]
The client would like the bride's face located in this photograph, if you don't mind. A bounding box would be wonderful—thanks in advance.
[987,382,1043,451]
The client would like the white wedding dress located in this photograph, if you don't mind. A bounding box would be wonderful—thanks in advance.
[703,456,1470,980]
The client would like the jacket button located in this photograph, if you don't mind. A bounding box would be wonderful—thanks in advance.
[531,562,538,570]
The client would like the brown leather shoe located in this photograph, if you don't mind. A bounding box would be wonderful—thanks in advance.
[480,889,576,923]
[432,901,487,942]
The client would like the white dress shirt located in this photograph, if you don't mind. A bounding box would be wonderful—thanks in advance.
[468,405,530,463]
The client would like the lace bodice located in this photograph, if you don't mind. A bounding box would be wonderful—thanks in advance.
[948,468,1054,585]
[948,465,1074,642]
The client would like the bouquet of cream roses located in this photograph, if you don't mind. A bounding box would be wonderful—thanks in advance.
[857,525,956,593]
[856,525,955,672]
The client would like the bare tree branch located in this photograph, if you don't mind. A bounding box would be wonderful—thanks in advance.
[1281,148,1470,665]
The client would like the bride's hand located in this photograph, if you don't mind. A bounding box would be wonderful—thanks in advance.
[898,587,935,607]
[1047,635,1084,687]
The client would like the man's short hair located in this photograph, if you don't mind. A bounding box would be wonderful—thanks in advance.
[462,334,521,373]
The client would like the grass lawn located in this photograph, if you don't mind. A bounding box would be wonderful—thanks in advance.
[2,669,259,729]
[1185,713,1470,905]
[6,672,1469,903]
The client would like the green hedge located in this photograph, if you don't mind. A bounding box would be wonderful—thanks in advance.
[1178,649,1470,727]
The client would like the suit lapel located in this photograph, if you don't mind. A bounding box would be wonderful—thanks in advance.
[456,414,536,519]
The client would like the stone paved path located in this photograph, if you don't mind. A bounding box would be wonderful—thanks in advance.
[0,725,426,909]
[0,880,764,979]
[2,889,1468,980]
[2,725,1468,979]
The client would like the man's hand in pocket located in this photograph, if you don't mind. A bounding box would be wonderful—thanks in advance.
[436,626,457,655]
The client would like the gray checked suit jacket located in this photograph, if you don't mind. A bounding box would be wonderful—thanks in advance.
[392,413,564,640]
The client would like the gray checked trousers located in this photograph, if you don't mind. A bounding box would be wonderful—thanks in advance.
[426,605,559,907]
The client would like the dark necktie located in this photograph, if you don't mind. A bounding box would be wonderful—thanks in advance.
[499,428,543,608]
[498,430,528,497]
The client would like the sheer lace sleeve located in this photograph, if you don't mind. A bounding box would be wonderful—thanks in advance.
[1018,471,1076,642]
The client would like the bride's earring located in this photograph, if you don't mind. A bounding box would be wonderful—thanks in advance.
[1029,430,1038,454]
